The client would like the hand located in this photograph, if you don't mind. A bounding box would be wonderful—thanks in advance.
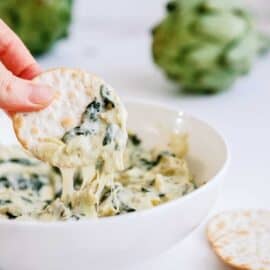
[0,20,54,113]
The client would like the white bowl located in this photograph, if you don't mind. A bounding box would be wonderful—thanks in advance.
[0,101,229,270]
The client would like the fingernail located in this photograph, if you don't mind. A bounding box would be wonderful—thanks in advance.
[29,84,54,106]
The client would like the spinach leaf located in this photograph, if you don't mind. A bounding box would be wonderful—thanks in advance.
[128,134,141,146]
[0,158,36,166]
[8,158,35,166]
[62,99,101,143]
[100,85,115,110]
[21,196,32,203]
[29,174,45,192]
[141,187,150,193]
[0,176,11,188]
[103,124,114,146]
[99,186,111,204]
[6,212,17,219]
[0,199,11,205]
[120,202,136,213]
[74,171,83,190]
[140,155,162,170]
[140,151,175,170]
[83,99,101,121]
[62,126,91,143]
[17,178,28,190]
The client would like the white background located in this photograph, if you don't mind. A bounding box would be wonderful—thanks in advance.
[1,1,270,269]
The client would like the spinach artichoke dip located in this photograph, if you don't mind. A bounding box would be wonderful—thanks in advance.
[8,68,198,221]
[0,133,197,221]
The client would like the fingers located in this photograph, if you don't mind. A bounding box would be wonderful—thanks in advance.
[0,19,41,80]
[0,63,54,113]
[0,20,53,113]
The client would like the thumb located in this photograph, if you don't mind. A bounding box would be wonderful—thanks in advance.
[0,63,54,113]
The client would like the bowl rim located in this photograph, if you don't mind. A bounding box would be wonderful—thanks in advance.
[0,99,230,227]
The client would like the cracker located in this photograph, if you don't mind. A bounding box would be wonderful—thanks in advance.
[12,68,127,168]
[207,210,270,270]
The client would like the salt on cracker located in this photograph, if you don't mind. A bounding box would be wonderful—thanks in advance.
[12,68,127,168]
[207,210,270,270]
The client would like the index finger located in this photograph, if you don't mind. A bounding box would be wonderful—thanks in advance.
[0,19,41,80]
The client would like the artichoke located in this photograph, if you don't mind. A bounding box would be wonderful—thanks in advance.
[152,0,268,94]
[0,0,73,55]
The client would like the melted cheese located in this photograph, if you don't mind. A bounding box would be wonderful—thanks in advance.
[34,85,127,216]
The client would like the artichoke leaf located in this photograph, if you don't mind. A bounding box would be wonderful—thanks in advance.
[183,44,221,69]
[194,13,247,43]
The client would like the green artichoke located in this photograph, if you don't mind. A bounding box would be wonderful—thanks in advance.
[152,0,267,94]
[0,0,73,55]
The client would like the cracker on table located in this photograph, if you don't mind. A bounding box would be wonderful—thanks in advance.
[207,210,270,270]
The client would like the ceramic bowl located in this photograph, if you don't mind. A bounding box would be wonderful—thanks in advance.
[0,101,229,270]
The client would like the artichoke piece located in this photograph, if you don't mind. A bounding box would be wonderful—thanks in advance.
[152,0,268,94]
[0,0,73,55]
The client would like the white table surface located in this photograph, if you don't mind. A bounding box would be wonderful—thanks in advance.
[1,1,270,269]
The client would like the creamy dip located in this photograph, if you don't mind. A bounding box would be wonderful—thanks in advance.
[30,84,128,207]
[0,133,198,221]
